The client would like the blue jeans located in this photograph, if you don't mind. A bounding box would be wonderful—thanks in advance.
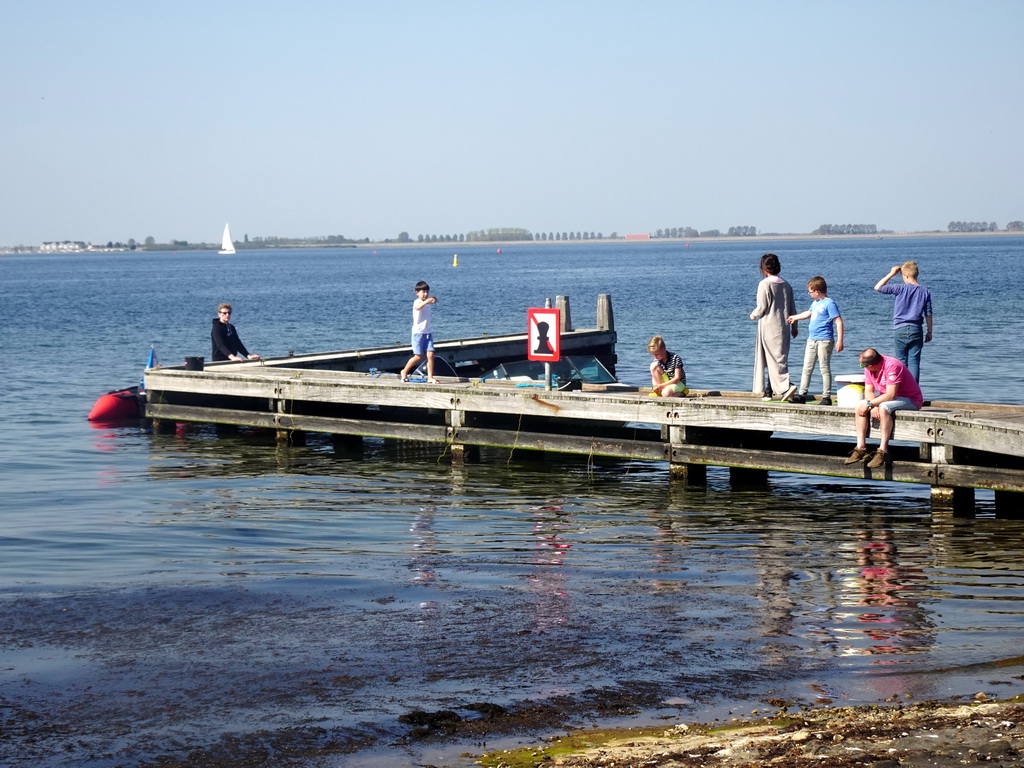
[893,325,923,384]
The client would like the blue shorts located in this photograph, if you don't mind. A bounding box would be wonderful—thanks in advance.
[872,397,919,413]
[411,333,434,356]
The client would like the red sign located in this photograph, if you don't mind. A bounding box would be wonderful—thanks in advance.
[527,308,561,362]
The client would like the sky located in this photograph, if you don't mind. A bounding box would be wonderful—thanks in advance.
[2,1,1022,245]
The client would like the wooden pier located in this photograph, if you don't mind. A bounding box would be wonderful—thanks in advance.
[145,296,1024,518]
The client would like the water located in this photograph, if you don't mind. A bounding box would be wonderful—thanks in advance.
[2,236,1024,767]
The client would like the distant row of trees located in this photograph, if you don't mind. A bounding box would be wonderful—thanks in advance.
[948,221,998,232]
[414,227,763,243]
[537,231,606,241]
[466,228,533,242]
[813,224,879,235]
[244,234,368,246]
[415,230,612,243]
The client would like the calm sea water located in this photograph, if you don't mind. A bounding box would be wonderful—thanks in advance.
[2,236,1024,767]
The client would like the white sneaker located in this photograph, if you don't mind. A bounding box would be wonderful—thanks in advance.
[780,385,798,402]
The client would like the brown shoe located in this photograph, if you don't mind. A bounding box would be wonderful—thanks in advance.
[866,450,888,469]
[844,447,870,465]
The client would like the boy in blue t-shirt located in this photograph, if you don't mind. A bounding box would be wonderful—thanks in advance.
[785,276,844,405]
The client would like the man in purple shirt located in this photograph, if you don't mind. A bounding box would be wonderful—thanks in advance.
[874,261,933,383]
[844,348,924,469]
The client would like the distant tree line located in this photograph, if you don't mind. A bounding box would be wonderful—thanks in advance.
[652,227,756,238]
[418,234,466,243]
[947,221,998,232]
[1008,221,1024,231]
[245,234,367,246]
[415,230,614,242]
[466,228,532,242]
[813,224,878,235]
[654,228,699,238]
[538,231,605,241]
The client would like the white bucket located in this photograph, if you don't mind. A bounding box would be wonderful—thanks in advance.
[837,383,865,408]
[835,373,865,385]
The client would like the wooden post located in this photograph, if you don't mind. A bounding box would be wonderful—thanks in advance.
[931,486,975,517]
[449,443,480,463]
[556,295,573,332]
[446,408,479,463]
[152,419,176,435]
[994,490,1024,519]
[669,462,707,484]
[927,440,974,516]
[276,429,306,446]
[730,467,769,489]
[597,294,614,331]
[667,425,707,485]
[332,434,363,453]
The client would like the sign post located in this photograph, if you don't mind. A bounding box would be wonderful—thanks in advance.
[527,307,561,390]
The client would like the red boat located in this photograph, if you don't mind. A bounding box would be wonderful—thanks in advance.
[87,386,144,422]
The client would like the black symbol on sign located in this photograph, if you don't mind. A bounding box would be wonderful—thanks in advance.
[533,321,554,354]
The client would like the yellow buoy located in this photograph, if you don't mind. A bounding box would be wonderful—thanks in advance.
[452,254,458,267]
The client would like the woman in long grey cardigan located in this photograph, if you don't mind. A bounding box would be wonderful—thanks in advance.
[750,253,798,401]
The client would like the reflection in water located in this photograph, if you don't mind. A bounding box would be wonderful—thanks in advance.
[833,525,934,659]
[527,504,572,634]
[5,431,1024,768]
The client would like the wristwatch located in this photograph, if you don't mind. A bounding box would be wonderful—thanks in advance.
[866,400,873,408]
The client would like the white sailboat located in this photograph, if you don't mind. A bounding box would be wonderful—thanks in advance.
[218,223,236,255]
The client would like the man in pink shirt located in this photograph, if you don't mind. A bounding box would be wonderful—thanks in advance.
[844,348,923,469]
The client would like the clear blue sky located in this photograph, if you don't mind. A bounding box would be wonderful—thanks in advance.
[3,1,1022,245]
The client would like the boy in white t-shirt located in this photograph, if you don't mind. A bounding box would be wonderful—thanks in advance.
[400,281,438,383]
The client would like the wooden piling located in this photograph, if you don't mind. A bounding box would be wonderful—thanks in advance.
[730,467,770,489]
[597,294,614,331]
[931,486,976,517]
[556,295,573,332]
[994,490,1024,519]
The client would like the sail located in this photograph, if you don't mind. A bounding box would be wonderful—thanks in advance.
[219,223,236,254]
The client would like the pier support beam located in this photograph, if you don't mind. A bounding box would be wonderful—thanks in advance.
[276,429,306,446]
[931,486,975,517]
[994,490,1024,519]
[151,419,176,435]
[730,467,769,489]
[669,462,707,485]
[446,408,479,463]
[667,425,708,486]
[449,443,480,463]
[332,434,364,454]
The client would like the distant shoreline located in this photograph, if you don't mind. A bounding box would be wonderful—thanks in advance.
[3,229,1020,256]
[355,229,1023,250]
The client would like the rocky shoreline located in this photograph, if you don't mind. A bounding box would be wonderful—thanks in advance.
[478,697,1024,768]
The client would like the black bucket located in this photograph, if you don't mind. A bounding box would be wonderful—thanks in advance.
[184,356,204,371]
